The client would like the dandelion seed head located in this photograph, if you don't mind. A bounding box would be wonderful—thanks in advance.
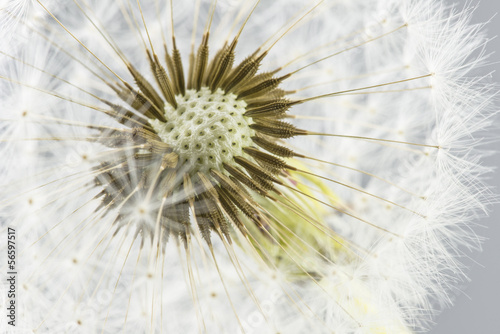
[151,87,254,175]
[0,0,497,333]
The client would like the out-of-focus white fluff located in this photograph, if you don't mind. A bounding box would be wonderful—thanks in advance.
[0,0,496,333]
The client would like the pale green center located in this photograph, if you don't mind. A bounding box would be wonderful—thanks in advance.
[150,87,255,174]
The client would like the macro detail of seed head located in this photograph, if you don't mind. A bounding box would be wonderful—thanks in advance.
[151,88,253,174]
[92,22,313,246]
[0,0,497,333]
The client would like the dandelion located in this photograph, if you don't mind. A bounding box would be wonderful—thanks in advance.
[0,0,496,333]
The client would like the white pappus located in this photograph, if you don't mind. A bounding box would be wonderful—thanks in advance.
[0,0,497,333]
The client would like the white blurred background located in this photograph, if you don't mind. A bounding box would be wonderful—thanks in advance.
[433,1,499,332]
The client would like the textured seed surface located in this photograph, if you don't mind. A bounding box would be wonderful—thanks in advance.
[150,87,255,174]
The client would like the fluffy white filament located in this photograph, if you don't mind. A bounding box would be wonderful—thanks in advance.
[0,0,496,333]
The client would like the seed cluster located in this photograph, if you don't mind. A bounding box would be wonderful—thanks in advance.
[91,27,313,247]
[151,87,254,175]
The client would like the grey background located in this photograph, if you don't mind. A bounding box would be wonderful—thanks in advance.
[432,0,500,333]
